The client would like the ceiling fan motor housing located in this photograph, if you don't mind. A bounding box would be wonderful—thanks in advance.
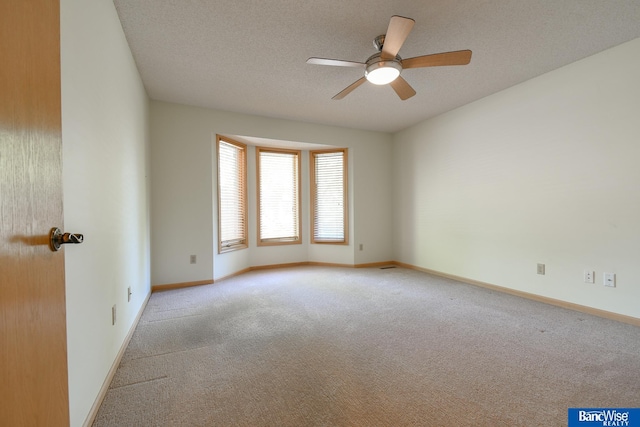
[374,34,386,51]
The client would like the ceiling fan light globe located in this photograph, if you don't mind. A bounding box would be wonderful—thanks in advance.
[366,66,400,85]
[365,59,402,85]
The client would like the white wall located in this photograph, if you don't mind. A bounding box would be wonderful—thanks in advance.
[353,141,393,265]
[393,37,640,319]
[150,102,393,284]
[61,0,150,425]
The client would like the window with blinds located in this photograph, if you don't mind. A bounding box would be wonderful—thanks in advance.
[217,136,247,253]
[257,148,301,245]
[310,149,348,244]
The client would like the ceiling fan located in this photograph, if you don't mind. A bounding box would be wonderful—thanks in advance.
[306,15,472,101]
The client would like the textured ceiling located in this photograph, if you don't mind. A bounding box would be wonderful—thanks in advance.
[113,1,640,134]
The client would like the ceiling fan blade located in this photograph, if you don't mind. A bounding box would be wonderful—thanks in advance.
[402,50,472,69]
[307,57,365,68]
[332,77,367,100]
[389,76,416,100]
[381,15,415,60]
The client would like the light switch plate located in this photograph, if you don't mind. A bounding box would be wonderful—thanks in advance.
[604,272,616,288]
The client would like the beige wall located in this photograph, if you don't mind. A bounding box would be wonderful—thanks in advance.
[392,37,640,319]
[150,102,393,284]
[61,0,151,425]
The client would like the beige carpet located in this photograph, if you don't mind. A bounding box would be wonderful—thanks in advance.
[93,266,640,426]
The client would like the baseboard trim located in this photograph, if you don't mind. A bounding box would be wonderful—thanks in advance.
[248,261,368,270]
[354,261,396,268]
[305,261,353,268]
[214,268,252,283]
[152,279,214,292]
[82,290,152,427]
[250,262,310,271]
[394,261,640,327]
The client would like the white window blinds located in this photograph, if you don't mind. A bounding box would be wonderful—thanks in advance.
[311,149,347,243]
[257,149,300,244]
[217,138,247,252]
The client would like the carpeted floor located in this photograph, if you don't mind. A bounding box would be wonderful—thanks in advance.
[93,266,640,426]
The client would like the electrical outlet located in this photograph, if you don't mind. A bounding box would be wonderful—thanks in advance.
[604,272,616,288]
[190,254,197,264]
[359,244,363,251]
[537,263,545,275]
[112,304,117,325]
[127,287,132,302]
[584,271,594,283]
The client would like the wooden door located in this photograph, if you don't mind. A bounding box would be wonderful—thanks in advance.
[0,0,70,425]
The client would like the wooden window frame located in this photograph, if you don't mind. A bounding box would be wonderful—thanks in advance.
[310,148,348,245]
[256,147,302,246]
[216,135,248,254]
